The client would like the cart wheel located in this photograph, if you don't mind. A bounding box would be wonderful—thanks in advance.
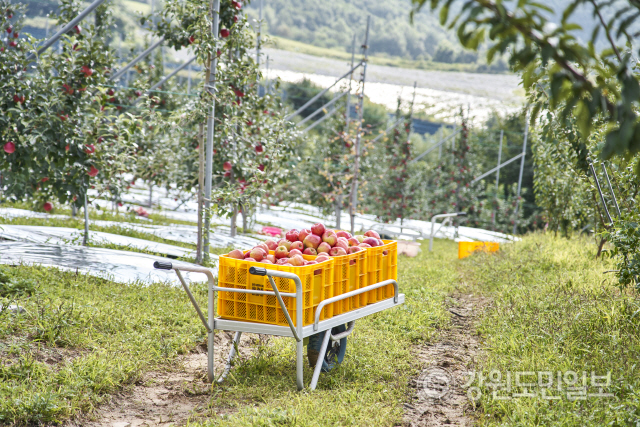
[307,324,347,372]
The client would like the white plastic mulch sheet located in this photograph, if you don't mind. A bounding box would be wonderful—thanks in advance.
[0,224,194,258]
[0,207,263,250]
[0,242,214,286]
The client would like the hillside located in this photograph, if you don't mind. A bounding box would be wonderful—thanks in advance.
[244,0,503,70]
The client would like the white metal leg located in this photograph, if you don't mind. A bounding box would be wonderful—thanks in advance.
[309,329,332,390]
[218,331,242,383]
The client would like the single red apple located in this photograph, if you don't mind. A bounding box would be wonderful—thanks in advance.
[303,247,317,256]
[290,241,304,251]
[189,35,195,44]
[285,229,300,242]
[74,25,81,34]
[274,246,289,259]
[322,230,337,246]
[264,240,278,251]
[41,177,49,182]
[316,255,330,263]
[348,246,363,254]
[311,223,326,236]
[43,202,53,212]
[277,239,292,250]
[364,230,381,239]
[85,144,95,154]
[336,230,352,239]
[335,237,349,250]
[223,161,232,171]
[255,145,264,153]
[289,255,304,266]
[276,257,290,265]
[303,234,322,249]
[288,249,303,258]
[298,228,312,242]
[329,247,347,257]
[317,242,331,254]
[88,165,99,177]
[250,247,265,261]
[6,26,11,33]
[220,28,230,38]
[3,141,15,154]
[227,249,245,259]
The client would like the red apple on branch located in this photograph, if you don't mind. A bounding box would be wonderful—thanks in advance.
[88,166,99,177]
[223,161,232,171]
[43,202,53,212]
[3,141,15,154]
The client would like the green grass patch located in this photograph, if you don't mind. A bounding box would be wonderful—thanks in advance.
[0,264,210,425]
[463,233,640,426]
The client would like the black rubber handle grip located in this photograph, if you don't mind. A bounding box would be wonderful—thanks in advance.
[457,212,468,217]
[249,266,267,276]
[153,261,173,270]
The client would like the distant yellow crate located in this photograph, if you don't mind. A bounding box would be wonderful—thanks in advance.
[458,241,500,259]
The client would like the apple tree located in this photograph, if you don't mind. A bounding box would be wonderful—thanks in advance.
[154,0,299,227]
[0,0,141,212]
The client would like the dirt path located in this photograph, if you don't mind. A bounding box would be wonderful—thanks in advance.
[70,332,264,427]
[403,292,490,427]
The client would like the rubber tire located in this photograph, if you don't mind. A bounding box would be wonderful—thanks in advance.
[307,324,347,372]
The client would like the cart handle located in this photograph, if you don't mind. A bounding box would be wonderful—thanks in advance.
[153,261,214,334]
[249,267,302,342]
[313,279,398,331]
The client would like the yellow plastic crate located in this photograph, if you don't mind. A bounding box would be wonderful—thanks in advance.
[328,249,367,316]
[364,240,398,304]
[217,251,334,327]
[458,241,499,259]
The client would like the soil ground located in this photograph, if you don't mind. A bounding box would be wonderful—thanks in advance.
[403,291,490,427]
[69,332,264,427]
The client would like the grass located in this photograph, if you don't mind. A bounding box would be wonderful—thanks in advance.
[0,264,210,425]
[464,233,640,426]
[0,239,457,426]
[4,232,635,425]
[270,36,489,74]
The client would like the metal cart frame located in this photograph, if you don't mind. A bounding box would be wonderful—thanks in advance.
[154,261,404,391]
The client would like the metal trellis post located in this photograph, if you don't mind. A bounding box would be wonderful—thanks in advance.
[204,0,221,258]
[493,129,503,226]
[349,16,370,235]
[512,111,529,235]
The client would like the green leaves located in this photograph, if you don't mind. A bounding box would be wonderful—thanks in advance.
[410,0,640,172]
